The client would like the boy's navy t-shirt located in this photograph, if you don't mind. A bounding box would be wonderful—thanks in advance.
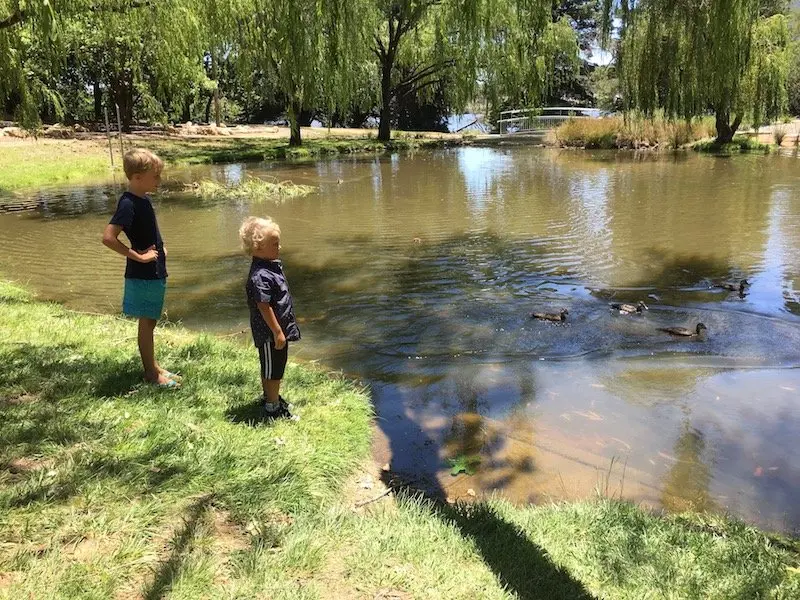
[246,258,300,347]
[109,191,167,280]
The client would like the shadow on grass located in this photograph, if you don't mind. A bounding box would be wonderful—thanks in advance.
[225,396,266,425]
[444,502,594,600]
[383,472,595,600]
[142,493,213,600]
[379,407,595,599]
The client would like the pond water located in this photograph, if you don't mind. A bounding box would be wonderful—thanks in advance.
[2,147,800,534]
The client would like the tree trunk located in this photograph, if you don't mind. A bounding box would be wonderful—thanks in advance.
[205,94,213,124]
[378,54,393,142]
[93,80,103,122]
[212,51,221,127]
[111,74,134,133]
[288,100,302,146]
[114,82,133,133]
[714,111,741,144]
[181,95,192,122]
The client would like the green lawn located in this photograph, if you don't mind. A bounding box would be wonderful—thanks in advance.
[1,280,798,599]
[0,134,460,195]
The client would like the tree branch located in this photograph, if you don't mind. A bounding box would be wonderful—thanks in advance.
[374,34,386,58]
[397,78,443,99]
[396,59,454,90]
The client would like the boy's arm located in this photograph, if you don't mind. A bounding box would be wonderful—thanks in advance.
[102,224,158,263]
[257,302,287,349]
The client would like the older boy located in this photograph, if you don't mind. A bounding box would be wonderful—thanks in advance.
[240,216,300,419]
[102,149,180,388]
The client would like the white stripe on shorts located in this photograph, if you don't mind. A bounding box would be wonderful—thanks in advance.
[263,342,272,379]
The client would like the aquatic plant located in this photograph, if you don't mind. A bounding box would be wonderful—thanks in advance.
[188,177,316,203]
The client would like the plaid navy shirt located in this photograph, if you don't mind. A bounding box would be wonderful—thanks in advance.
[246,258,301,347]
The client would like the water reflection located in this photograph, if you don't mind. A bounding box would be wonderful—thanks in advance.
[2,148,800,533]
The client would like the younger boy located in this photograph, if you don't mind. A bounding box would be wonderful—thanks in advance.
[240,216,300,419]
[102,148,180,388]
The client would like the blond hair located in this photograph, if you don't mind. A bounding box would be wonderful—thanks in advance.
[123,148,164,179]
[239,216,280,255]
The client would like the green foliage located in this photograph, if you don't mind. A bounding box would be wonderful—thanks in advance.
[233,0,375,145]
[692,135,774,153]
[603,0,791,142]
[448,454,481,476]
[590,64,621,111]
[188,177,317,203]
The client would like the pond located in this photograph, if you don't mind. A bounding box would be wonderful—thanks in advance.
[2,147,799,534]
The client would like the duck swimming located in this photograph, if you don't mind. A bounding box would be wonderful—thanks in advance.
[657,323,707,337]
[610,301,648,314]
[531,308,569,322]
[714,279,749,293]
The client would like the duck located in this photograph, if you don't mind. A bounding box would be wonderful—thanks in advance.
[531,308,569,322]
[657,323,707,337]
[610,301,648,314]
[714,279,749,293]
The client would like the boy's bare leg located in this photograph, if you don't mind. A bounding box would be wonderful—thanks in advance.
[139,318,170,384]
[262,378,281,406]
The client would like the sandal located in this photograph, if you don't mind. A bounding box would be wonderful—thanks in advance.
[148,377,181,389]
[160,370,183,383]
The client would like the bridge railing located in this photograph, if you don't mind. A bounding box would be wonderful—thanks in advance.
[496,107,602,134]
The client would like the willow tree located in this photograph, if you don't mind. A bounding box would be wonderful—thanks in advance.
[372,0,578,141]
[601,0,790,143]
[2,0,64,126]
[236,0,374,146]
[2,1,209,129]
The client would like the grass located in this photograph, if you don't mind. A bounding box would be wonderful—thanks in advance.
[0,133,460,196]
[692,136,773,154]
[145,136,454,165]
[1,280,799,599]
[186,177,316,203]
[0,140,117,193]
[553,114,716,150]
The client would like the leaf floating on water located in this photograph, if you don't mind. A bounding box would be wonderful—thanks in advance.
[448,454,481,476]
[573,410,603,421]
[610,437,632,451]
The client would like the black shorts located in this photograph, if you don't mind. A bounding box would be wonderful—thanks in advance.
[257,341,288,380]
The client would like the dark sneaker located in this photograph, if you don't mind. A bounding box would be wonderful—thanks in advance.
[262,401,298,422]
[278,395,294,411]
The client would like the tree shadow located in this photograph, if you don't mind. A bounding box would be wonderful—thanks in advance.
[142,493,213,600]
[442,502,595,600]
[0,342,143,402]
[0,342,195,509]
[382,464,595,599]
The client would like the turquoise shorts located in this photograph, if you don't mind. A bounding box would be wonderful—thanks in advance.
[122,278,166,320]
